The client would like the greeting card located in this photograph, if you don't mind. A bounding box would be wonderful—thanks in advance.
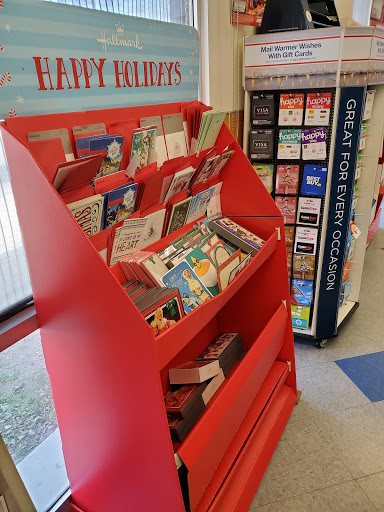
[103,183,138,229]
[89,135,124,179]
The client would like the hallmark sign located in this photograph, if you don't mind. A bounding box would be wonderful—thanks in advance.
[0,0,199,118]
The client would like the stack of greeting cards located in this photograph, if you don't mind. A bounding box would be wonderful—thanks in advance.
[166,332,243,442]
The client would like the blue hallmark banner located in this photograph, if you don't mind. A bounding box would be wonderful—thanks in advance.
[315,86,365,339]
[0,0,199,118]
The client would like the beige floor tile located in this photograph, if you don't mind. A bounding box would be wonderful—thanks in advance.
[375,400,384,416]
[249,475,277,509]
[279,480,376,512]
[265,415,352,500]
[313,403,384,479]
[249,504,282,512]
[294,340,330,368]
[357,471,384,511]
[286,401,309,424]
[297,362,370,416]
[326,320,382,360]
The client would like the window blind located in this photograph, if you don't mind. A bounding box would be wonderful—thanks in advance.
[45,0,193,25]
[0,135,32,314]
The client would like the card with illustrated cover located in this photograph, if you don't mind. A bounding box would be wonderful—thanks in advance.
[216,250,241,292]
[169,360,221,385]
[142,208,167,245]
[89,135,124,179]
[161,261,212,314]
[209,217,265,256]
[75,133,111,160]
[284,225,295,251]
[164,383,206,420]
[275,196,297,224]
[205,240,232,268]
[164,166,195,203]
[277,129,301,160]
[296,197,322,226]
[291,304,311,329]
[301,165,328,196]
[103,183,138,229]
[301,127,327,160]
[109,218,148,266]
[73,124,106,158]
[67,194,104,237]
[141,253,169,286]
[144,290,184,337]
[131,126,156,172]
[294,227,318,255]
[228,252,252,285]
[292,254,315,280]
[186,186,217,224]
[185,247,220,296]
[140,116,168,166]
[197,332,242,361]
[253,164,274,193]
[249,129,274,160]
[278,93,304,126]
[291,279,314,306]
[167,197,192,235]
[251,93,275,126]
[275,165,299,195]
[305,93,332,126]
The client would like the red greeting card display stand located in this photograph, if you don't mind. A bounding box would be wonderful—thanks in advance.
[1,101,296,512]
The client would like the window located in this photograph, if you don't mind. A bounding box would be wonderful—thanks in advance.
[0,134,33,318]
[45,0,194,26]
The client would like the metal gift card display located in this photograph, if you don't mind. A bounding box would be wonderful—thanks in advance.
[244,26,384,346]
[0,1,297,510]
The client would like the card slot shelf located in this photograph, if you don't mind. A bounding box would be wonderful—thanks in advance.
[196,361,290,512]
[154,228,279,370]
[177,303,288,510]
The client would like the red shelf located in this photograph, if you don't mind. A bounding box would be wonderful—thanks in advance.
[196,361,291,512]
[178,303,288,510]
[155,229,279,370]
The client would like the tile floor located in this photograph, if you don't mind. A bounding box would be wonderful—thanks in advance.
[249,215,384,511]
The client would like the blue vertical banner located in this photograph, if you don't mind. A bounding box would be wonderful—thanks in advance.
[0,0,199,118]
[315,86,365,339]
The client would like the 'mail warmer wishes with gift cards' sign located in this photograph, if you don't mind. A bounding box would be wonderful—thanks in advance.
[0,0,199,118]
[244,28,341,80]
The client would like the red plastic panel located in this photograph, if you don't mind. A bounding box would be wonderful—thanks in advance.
[208,384,296,512]
[1,130,184,512]
[196,362,289,512]
[179,304,288,510]
[154,230,278,370]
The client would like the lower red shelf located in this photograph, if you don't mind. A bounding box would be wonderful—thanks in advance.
[178,303,288,511]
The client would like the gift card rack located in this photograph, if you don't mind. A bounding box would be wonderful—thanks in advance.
[1,101,296,512]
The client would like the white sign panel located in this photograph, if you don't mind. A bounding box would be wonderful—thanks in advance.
[370,28,384,71]
[244,28,341,79]
[341,27,373,73]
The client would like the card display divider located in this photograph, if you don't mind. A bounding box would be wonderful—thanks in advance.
[250,88,337,330]
[0,101,297,512]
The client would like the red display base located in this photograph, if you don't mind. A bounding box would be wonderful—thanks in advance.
[1,101,296,512]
